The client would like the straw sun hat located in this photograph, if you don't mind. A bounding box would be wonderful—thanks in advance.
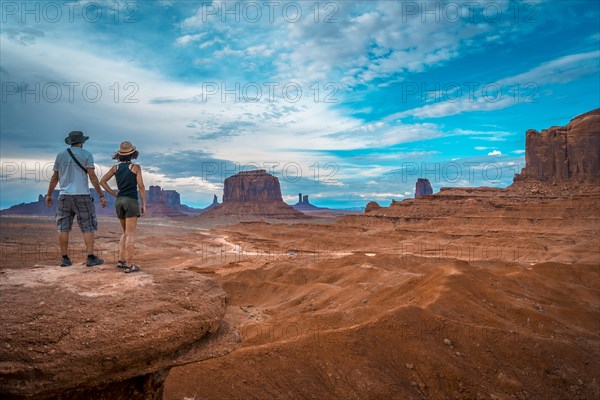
[118,141,137,156]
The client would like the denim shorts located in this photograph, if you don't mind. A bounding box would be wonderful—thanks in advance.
[115,196,140,219]
[56,195,97,233]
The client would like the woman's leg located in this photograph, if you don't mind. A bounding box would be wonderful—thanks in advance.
[124,216,138,262]
[118,218,126,262]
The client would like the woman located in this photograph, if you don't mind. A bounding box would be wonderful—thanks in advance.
[100,141,146,273]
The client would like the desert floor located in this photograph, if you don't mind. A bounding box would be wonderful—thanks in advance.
[1,214,598,400]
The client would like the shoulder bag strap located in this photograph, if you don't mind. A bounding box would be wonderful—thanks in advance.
[66,148,88,174]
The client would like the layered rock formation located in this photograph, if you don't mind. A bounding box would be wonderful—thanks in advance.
[514,108,599,183]
[148,186,182,209]
[1,186,198,217]
[415,178,433,198]
[145,186,186,217]
[289,193,356,216]
[342,108,600,228]
[0,189,114,217]
[199,170,306,223]
[223,170,283,202]
[0,268,238,399]
[293,193,321,211]
[365,201,381,213]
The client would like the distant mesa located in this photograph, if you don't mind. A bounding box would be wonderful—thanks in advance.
[0,185,202,217]
[514,108,600,184]
[415,178,433,199]
[223,169,284,202]
[342,108,600,227]
[200,170,306,220]
[296,193,310,206]
[291,193,356,215]
[144,185,186,217]
[292,193,320,211]
[203,194,220,210]
[147,185,180,207]
[365,201,381,213]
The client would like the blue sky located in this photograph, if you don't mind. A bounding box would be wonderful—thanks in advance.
[1,0,599,209]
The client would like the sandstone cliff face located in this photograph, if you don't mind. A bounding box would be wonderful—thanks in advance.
[200,170,305,222]
[148,186,181,208]
[0,268,238,400]
[147,186,162,203]
[515,108,600,182]
[415,178,433,198]
[342,108,600,229]
[223,170,283,202]
[365,201,381,213]
[162,190,181,208]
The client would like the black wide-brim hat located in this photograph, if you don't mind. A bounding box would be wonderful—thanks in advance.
[65,131,89,145]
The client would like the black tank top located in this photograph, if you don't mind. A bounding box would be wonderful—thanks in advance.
[115,163,138,199]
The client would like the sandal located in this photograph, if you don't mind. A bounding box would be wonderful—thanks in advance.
[117,260,126,269]
[123,263,141,273]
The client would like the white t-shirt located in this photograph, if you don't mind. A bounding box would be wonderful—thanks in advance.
[53,147,94,195]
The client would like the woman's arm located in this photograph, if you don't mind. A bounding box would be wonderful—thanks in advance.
[100,165,118,197]
[134,164,146,215]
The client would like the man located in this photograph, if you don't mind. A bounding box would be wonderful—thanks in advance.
[46,131,107,267]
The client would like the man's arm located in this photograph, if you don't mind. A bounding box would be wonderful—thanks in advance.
[88,168,107,208]
[46,171,59,207]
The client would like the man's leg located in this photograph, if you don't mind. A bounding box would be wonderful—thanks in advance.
[59,232,69,255]
[83,232,94,255]
[76,195,103,266]
[56,195,74,266]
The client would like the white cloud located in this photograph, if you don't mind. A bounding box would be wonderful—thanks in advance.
[1,1,592,208]
[246,45,274,57]
[488,150,502,156]
[359,192,405,199]
[387,51,600,119]
[498,51,600,86]
[213,46,245,57]
[178,1,533,86]
[175,33,206,46]
[389,95,515,119]
[212,44,274,58]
